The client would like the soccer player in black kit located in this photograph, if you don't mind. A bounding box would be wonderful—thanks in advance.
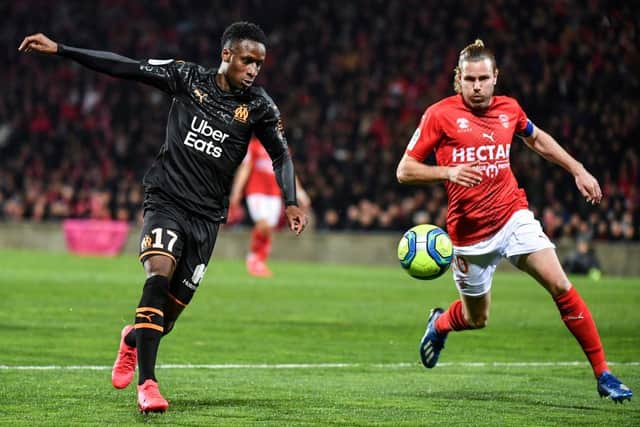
[19,22,307,413]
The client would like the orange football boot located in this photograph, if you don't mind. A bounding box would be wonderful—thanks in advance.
[111,325,137,389]
[137,379,169,413]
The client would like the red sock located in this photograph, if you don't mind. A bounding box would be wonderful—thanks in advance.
[435,299,471,334]
[554,286,608,378]
[250,229,271,262]
[250,228,262,256]
[260,233,272,262]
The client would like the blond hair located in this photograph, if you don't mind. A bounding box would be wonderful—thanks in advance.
[453,39,497,93]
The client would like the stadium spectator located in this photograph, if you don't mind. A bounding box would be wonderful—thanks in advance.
[396,39,632,402]
[19,21,307,413]
[562,238,602,278]
[3,1,637,242]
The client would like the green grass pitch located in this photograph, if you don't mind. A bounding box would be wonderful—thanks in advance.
[0,249,638,426]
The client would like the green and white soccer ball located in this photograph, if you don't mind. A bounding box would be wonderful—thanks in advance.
[397,224,453,280]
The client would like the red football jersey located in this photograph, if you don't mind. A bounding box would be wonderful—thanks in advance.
[406,95,533,246]
[244,137,281,196]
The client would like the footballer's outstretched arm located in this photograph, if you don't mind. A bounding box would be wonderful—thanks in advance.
[18,33,177,93]
[520,127,602,204]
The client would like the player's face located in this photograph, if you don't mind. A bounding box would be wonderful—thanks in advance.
[221,39,266,90]
[458,58,498,111]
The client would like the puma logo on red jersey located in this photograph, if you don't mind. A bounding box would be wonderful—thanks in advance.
[482,132,495,142]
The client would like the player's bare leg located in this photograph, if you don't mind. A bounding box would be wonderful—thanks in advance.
[460,292,491,329]
[517,248,633,402]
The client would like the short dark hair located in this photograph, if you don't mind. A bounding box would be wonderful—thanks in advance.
[221,21,268,50]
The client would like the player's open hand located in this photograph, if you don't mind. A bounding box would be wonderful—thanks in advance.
[18,33,58,54]
[447,161,483,187]
[285,205,308,236]
[574,168,602,205]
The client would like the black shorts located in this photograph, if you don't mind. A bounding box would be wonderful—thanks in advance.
[139,202,219,306]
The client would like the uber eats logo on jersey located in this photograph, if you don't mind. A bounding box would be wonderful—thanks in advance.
[184,116,230,158]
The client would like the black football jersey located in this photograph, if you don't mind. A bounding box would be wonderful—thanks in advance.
[57,46,296,221]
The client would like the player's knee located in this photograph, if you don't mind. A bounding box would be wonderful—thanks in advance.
[143,255,175,279]
[547,278,572,298]
[255,220,271,234]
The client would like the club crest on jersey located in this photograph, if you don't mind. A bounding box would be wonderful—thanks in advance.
[141,234,153,251]
[499,114,509,128]
[193,88,208,104]
[456,118,472,132]
[233,104,249,123]
[454,255,469,273]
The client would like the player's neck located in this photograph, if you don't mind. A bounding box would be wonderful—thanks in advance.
[214,73,232,92]
[214,73,246,94]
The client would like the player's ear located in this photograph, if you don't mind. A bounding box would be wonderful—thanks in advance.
[221,47,232,63]
[493,68,499,85]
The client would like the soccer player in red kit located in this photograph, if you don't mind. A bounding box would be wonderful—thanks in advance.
[229,136,310,276]
[396,39,632,402]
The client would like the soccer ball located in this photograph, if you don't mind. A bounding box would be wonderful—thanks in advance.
[397,224,453,280]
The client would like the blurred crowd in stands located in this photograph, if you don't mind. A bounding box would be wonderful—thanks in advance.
[2,0,638,242]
